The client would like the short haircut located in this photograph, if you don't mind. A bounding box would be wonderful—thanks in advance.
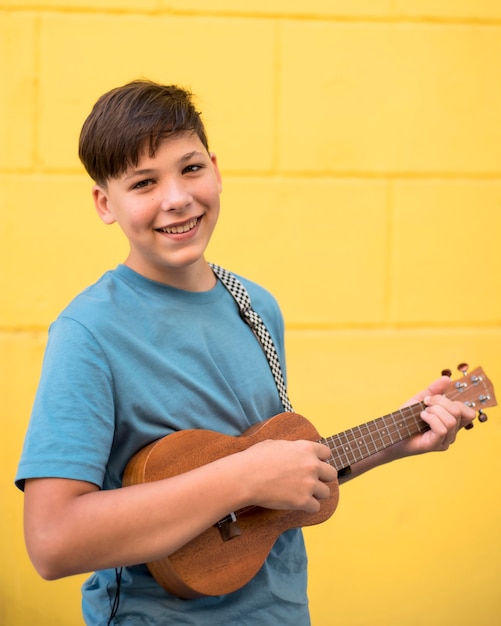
[79,79,209,186]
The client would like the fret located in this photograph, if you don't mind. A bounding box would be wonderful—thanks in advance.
[335,431,355,466]
[359,422,379,456]
[323,402,430,470]
[395,409,414,438]
[371,417,393,449]
[327,432,353,468]
[348,425,369,459]
[347,425,368,459]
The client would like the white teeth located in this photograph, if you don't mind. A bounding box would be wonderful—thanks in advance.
[160,218,198,234]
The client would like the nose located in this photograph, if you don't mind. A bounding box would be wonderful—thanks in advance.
[159,178,192,212]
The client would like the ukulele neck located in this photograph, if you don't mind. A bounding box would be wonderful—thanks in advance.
[321,401,429,471]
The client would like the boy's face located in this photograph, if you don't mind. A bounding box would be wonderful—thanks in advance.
[93,132,222,289]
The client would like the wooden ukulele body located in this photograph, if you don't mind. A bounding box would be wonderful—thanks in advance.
[123,412,339,598]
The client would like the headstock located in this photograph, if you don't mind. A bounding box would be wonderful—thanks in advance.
[441,364,497,429]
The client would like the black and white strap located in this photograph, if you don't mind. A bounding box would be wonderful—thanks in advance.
[209,263,294,413]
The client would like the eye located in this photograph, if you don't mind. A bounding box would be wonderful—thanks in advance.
[131,178,155,190]
[183,164,203,174]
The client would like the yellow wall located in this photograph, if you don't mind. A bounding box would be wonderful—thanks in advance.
[1,1,500,624]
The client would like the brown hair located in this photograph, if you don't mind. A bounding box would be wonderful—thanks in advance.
[78,79,209,185]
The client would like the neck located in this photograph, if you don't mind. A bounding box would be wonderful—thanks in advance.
[124,258,217,292]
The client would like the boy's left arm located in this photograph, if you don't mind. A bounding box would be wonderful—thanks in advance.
[339,376,477,483]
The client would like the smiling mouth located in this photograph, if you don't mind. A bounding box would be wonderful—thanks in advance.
[156,217,199,234]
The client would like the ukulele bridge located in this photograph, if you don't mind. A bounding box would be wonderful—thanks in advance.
[216,511,242,542]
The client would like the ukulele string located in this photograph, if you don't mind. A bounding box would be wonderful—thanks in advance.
[323,375,484,471]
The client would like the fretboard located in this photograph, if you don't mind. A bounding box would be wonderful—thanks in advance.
[321,402,429,471]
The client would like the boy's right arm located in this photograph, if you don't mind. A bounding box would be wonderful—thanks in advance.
[23,438,336,580]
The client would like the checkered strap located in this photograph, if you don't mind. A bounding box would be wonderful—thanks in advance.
[209,263,294,413]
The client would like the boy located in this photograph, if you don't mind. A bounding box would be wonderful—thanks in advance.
[16,80,476,625]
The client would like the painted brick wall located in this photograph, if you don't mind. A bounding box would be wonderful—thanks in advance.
[2,2,500,624]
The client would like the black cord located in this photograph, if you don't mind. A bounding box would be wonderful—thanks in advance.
[107,567,123,625]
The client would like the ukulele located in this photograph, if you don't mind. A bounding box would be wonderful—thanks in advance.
[123,365,496,599]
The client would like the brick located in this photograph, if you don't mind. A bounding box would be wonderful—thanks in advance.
[395,0,501,21]
[391,180,501,324]
[0,0,157,9]
[157,0,392,17]
[0,332,45,464]
[38,14,275,173]
[0,14,36,170]
[0,174,128,328]
[209,177,388,326]
[2,0,391,13]
[279,21,501,174]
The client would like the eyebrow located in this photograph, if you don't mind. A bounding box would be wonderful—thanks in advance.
[123,151,206,181]
[181,150,205,161]
[123,168,156,182]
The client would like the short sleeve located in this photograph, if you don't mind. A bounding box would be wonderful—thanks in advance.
[16,316,116,490]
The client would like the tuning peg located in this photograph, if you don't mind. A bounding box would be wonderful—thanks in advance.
[441,368,452,377]
[465,422,474,430]
[478,410,488,423]
[457,363,469,376]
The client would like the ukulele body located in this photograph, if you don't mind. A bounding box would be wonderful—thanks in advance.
[123,412,339,598]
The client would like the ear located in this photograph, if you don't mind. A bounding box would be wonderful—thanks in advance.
[209,152,223,193]
[92,184,116,225]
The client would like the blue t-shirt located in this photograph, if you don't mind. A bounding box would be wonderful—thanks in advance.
[16,265,310,625]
